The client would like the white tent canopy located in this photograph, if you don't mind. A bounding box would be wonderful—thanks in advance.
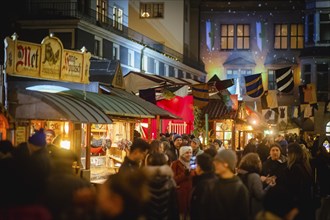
[124,71,201,94]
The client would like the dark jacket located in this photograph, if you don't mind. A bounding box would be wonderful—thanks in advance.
[262,157,287,182]
[118,156,139,173]
[190,172,217,220]
[204,176,250,220]
[143,165,180,220]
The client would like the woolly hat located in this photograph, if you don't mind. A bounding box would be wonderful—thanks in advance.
[173,134,182,142]
[269,143,282,153]
[192,138,201,145]
[214,149,237,172]
[28,128,46,148]
[179,146,192,156]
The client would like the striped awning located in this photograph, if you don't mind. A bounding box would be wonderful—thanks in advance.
[11,90,112,124]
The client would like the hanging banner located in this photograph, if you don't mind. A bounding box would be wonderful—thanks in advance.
[4,34,91,84]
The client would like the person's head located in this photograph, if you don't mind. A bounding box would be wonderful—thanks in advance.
[213,149,237,177]
[45,129,56,145]
[191,138,201,151]
[97,169,150,219]
[173,134,183,149]
[0,140,14,154]
[28,128,47,153]
[269,143,282,161]
[181,134,190,146]
[287,142,311,173]
[179,146,192,162]
[213,139,222,150]
[196,153,214,175]
[160,141,170,153]
[238,153,262,174]
[146,152,167,166]
[204,147,218,158]
[149,139,161,154]
[129,138,150,163]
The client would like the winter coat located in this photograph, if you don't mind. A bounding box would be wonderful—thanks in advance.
[203,176,250,220]
[190,172,217,220]
[143,165,180,220]
[262,157,287,182]
[171,159,195,218]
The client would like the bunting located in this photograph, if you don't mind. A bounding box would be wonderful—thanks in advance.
[192,84,209,108]
[261,90,278,110]
[275,67,294,93]
[299,83,317,104]
[244,73,264,98]
[139,88,156,104]
[214,79,234,91]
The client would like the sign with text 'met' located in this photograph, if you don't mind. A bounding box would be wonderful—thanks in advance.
[4,35,91,84]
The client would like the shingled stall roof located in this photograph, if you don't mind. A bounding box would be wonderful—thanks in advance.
[201,99,237,120]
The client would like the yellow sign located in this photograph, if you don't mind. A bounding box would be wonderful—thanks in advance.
[4,34,90,84]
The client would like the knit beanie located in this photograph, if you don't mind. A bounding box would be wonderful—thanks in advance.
[214,149,237,172]
[28,128,46,148]
[192,138,201,145]
[173,134,182,142]
[179,146,192,156]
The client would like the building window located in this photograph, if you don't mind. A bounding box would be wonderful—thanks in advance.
[94,36,102,57]
[143,55,148,72]
[236,24,250,49]
[226,69,252,98]
[274,24,288,49]
[320,13,330,43]
[317,64,329,92]
[154,60,158,74]
[113,44,119,60]
[303,64,311,84]
[290,24,304,49]
[128,50,134,67]
[307,14,314,43]
[221,24,234,49]
[140,3,164,18]
[268,70,276,90]
[215,121,232,149]
[96,0,107,23]
[113,6,123,31]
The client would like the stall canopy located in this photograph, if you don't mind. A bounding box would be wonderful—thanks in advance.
[11,89,113,124]
[124,71,202,94]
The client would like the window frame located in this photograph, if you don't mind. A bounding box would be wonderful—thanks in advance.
[94,36,103,57]
[96,0,107,23]
[274,24,288,49]
[140,2,164,18]
[290,24,304,49]
[113,6,123,31]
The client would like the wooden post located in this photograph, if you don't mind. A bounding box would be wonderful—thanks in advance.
[86,123,91,170]
[156,115,160,139]
[148,118,152,142]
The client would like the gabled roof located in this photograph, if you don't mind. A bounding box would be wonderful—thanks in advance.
[201,99,237,120]
[223,57,256,66]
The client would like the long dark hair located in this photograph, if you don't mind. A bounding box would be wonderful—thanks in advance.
[287,142,312,177]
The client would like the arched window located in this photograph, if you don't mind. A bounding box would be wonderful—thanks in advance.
[326,121,330,136]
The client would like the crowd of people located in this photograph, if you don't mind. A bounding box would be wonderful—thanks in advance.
[1,129,330,220]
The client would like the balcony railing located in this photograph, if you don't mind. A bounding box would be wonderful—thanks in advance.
[21,1,205,72]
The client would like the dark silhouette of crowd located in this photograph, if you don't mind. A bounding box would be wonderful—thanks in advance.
[1,130,330,220]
